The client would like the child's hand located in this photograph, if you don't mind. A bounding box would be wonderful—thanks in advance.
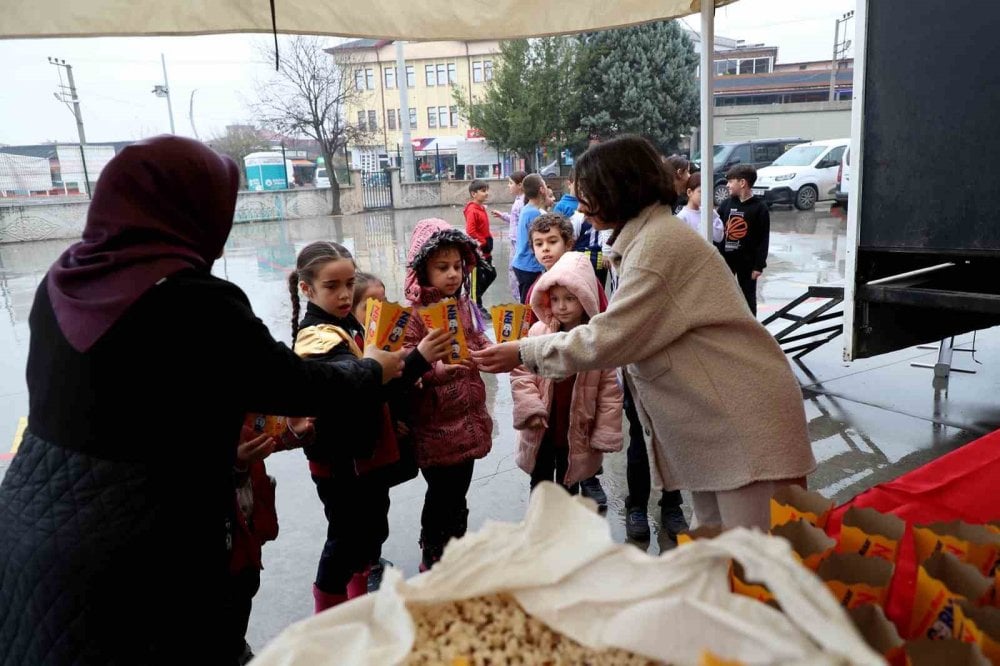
[751,270,763,280]
[287,416,315,438]
[395,421,410,437]
[440,359,477,377]
[489,209,504,219]
[237,432,276,466]
[365,348,406,384]
[417,327,453,364]
[527,415,547,430]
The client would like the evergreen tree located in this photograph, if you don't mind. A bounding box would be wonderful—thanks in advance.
[577,21,699,152]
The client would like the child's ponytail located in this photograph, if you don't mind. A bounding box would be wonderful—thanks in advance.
[288,269,301,344]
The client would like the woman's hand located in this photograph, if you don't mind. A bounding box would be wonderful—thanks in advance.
[237,432,276,466]
[417,327,453,364]
[471,342,521,374]
[364,348,406,384]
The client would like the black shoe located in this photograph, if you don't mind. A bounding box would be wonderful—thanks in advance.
[368,558,392,593]
[580,476,608,510]
[660,504,689,540]
[625,499,651,541]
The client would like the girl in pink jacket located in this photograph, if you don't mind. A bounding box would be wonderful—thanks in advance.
[511,252,623,494]
[402,218,493,571]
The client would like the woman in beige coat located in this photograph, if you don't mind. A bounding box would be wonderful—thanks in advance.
[474,135,816,531]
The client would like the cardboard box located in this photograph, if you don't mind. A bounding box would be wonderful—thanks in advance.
[363,298,414,352]
[838,506,906,564]
[848,604,904,665]
[956,600,1000,665]
[771,519,836,571]
[770,485,834,530]
[490,303,529,343]
[911,551,993,639]
[818,552,894,609]
[914,521,1000,577]
[905,638,989,666]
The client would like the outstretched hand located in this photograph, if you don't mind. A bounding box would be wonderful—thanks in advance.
[471,342,521,374]
[364,348,406,384]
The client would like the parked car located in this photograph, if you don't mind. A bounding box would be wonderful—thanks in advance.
[695,138,808,205]
[834,146,851,212]
[752,138,849,210]
[314,165,330,188]
[540,160,560,178]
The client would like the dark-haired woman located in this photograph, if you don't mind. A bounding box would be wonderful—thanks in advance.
[474,135,815,532]
[0,136,405,665]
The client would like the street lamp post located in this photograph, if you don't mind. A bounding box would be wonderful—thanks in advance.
[829,11,855,102]
[152,53,176,134]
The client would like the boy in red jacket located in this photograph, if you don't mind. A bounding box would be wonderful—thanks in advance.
[464,180,495,311]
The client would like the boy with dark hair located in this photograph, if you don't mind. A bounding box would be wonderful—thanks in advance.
[464,179,495,310]
[715,164,769,316]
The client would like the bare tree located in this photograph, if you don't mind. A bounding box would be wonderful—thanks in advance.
[207,124,268,189]
[254,36,373,214]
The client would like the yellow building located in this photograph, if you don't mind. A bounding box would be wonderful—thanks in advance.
[329,39,500,176]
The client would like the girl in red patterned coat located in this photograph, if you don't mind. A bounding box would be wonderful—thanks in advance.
[402,218,493,571]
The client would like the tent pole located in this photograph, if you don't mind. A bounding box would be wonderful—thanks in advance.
[699,0,715,242]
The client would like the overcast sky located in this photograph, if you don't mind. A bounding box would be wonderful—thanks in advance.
[0,0,856,146]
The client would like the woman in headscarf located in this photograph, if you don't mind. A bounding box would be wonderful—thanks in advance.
[0,136,403,665]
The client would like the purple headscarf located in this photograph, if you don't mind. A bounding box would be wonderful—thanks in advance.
[47,135,240,352]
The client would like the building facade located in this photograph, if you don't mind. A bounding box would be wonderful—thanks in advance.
[330,39,501,177]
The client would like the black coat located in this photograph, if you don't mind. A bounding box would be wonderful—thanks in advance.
[0,270,381,665]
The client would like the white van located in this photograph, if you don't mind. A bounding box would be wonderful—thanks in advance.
[834,147,851,211]
[753,138,849,210]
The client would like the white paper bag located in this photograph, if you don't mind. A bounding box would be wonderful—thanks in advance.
[253,483,882,666]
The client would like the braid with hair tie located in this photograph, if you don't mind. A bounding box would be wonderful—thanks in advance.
[287,269,301,344]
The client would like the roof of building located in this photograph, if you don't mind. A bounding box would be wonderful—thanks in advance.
[328,38,393,52]
[713,69,854,94]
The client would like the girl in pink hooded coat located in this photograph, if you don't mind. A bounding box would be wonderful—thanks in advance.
[511,252,623,493]
[403,218,493,570]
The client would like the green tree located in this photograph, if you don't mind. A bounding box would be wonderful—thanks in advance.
[207,125,268,189]
[454,37,582,171]
[577,20,699,152]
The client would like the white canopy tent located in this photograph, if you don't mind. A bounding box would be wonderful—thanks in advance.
[0,0,736,241]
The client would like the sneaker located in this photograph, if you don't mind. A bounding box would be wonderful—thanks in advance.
[367,558,392,593]
[580,476,608,510]
[660,504,690,541]
[625,503,651,541]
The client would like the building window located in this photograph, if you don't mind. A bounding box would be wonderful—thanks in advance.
[368,110,378,131]
[427,107,437,128]
[449,105,459,128]
[384,66,396,89]
[425,64,435,86]
[484,60,493,81]
[447,62,457,85]
[436,63,447,86]
[472,61,483,83]
[754,57,771,73]
[438,106,448,128]
[355,69,365,90]
[365,68,374,89]
[387,108,397,130]
[409,107,418,129]
[406,65,415,88]
[714,59,739,76]
[357,110,366,130]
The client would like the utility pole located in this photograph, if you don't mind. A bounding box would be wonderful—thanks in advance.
[829,11,855,102]
[48,57,86,144]
[395,41,415,183]
[152,53,176,134]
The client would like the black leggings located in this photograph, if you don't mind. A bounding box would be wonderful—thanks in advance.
[512,267,542,304]
[312,473,391,594]
[529,433,579,495]
[623,380,682,511]
[735,270,758,316]
[420,460,475,547]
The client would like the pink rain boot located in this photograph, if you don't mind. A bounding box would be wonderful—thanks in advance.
[313,584,347,613]
[346,567,370,600]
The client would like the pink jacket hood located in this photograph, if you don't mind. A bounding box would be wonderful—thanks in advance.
[404,218,480,307]
[528,251,601,327]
